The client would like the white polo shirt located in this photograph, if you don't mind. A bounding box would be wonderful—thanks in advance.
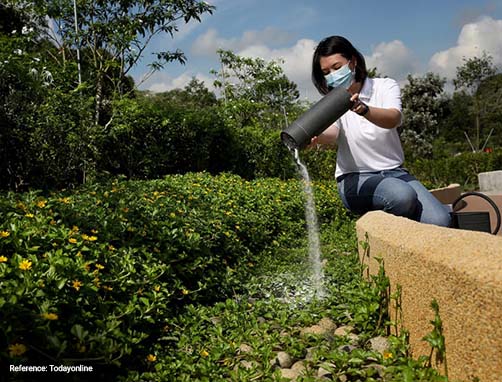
[333,77,404,179]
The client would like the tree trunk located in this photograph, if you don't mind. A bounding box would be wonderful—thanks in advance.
[95,71,103,125]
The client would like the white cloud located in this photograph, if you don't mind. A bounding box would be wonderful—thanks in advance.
[140,71,216,93]
[191,28,424,100]
[191,27,294,56]
[190,27,318,100]
[237,38,319,101]
[429,16,502,79]
[138,36,318,100]
[365,40,418,81]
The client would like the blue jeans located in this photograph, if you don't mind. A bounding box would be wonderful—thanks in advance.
[337,167,451,227]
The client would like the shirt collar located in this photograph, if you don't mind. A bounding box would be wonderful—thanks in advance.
[359,77,373,101]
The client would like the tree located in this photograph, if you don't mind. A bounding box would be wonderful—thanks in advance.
[453,53,498,151]
[211,49,302,129]
[400,72,447,158]
[5,0,215,124]
[476,73,502,149]
[146,77,217,109]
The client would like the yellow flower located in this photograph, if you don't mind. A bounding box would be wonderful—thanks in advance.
[95,263,105,270]
[19,259,32,271]
[91,229,98,234]
[71,225,79,232]
[72,280,83,291]
[383,351,393,360]
[0,230,10,238]
[146,354,157,362]
[82,234,97,241]
[68,237,77,244]
[41,312,58,320]
[181,289,189,295]
[9,343,27,356]
[59,197,71,204]
[200,349,209,357]
[25,213,34,218]
[154,285,160,292]
[0,256,8,263]
[36,200,47,208]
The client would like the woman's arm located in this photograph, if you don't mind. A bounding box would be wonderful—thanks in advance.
[309,122,339,148]
[351,93,401,129]
[362,105,401,129]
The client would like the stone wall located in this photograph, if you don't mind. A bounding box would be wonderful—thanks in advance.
[356,211,502,382]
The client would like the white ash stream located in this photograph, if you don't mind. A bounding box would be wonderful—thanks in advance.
[293,148,325,299]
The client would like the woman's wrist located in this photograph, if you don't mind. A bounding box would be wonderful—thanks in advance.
[357,102,369,116]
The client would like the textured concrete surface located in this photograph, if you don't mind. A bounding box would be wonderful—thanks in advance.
[356,211,502,382]
[478,170,502,192]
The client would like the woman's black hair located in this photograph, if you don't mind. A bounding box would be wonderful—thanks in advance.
[312,36,368,95]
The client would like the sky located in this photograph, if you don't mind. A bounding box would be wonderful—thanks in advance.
[130,0,502,101]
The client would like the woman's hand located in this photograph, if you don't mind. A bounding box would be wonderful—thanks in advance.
[350,93,369,116]
[306,136,320,150]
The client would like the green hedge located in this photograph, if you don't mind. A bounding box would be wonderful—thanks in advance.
[406,149,502,190]
[0,172,351,376]
[97,99,298,181]
[97,98,232,178]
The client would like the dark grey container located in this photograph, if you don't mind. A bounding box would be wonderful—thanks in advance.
[280,86,353,150]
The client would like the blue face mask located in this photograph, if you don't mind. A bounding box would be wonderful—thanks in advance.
[324,62,354,89]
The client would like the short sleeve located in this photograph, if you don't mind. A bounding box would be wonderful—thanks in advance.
[381,78,402,112]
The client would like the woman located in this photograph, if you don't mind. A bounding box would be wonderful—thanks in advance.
[310,35,451,227]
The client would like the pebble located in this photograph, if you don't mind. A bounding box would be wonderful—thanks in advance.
[280,368,300,381]
[291,360,306,373]
[276,351,293,368]
[334,325,354,336]
[317,363,335,378]
[238,343,253,354]
[369,336,391,354]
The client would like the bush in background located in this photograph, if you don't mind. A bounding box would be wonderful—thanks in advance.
[406,149,502,190]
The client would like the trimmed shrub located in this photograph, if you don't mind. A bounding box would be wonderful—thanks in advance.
[97,98,233,178]
[406,149,502,189]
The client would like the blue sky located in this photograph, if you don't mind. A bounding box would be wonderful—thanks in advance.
[131,0,502,100]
